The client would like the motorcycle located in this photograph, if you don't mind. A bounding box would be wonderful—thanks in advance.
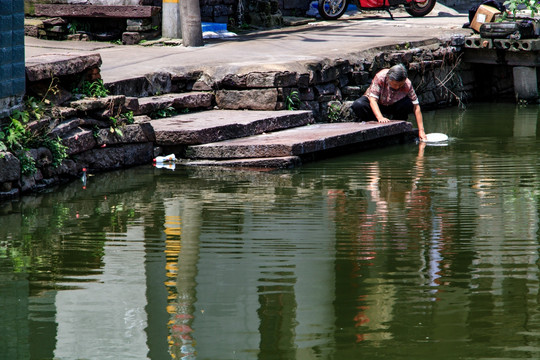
[318,0,437,20]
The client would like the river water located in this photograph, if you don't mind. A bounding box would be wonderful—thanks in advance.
[1,103,540,360]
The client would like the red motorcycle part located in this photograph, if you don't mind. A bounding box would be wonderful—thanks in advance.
[405,0,436,17]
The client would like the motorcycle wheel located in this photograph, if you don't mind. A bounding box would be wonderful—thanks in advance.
[318,0,348,20]
[405,0,436,17]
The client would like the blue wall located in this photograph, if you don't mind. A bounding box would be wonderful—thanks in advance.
[1,0,25,118]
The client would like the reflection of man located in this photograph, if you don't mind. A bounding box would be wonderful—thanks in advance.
[352,64,427,141]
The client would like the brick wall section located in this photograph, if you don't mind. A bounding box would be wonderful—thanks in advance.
[0,0,25,119]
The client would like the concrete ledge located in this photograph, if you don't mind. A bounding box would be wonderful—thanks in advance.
[493,39,540,52]
[465,37,540,52]
[34,4,160,18]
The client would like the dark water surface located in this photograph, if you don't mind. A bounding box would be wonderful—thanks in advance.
[2,103,540,359]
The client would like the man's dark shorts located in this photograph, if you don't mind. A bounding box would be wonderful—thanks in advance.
[351,95,414,121]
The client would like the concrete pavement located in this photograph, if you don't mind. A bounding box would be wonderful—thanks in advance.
[25,4,471,86]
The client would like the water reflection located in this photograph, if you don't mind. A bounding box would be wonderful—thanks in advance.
[1,103,540,359]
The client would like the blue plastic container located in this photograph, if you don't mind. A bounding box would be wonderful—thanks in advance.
[201,22,227,32]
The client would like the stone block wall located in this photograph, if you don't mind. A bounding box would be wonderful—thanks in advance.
[177,38,473,122]
[200,0,236,24]
[201,0,283,27]
[277,0,310,16]
[198,0,473,23]
[100,39,474,119]
[1,0,26,119]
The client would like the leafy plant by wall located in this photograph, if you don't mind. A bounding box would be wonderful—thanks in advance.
[503,0,540,18]
[0,96,68,175]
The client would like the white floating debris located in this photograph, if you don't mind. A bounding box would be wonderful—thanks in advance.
[153,154,176,163]
[154,162,176,170]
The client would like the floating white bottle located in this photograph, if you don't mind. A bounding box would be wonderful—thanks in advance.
[153,154,176,163]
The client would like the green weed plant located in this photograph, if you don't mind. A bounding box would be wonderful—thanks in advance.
[327,103,342,122]
[503,0,539,19]
[285,90,301,110]
[0,96,68,175]
[73,79,110,98]
[151,106,178,119]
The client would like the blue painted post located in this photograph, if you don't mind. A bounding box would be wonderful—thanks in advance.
[0,0,25,119]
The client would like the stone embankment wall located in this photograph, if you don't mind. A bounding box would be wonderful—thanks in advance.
[158,36,472,120]
[0,38,478,201]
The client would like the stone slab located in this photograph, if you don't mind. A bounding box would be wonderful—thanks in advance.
[34,4,160,18]
[137,92,213,115]
[70,95,125,112]
[75,142,154,171]
[26,53,102,82]
[0,152,20,183]
[150,109,314,146]
[96,123,156,145]
[62,127,97,156]
[187,121,414,159]
[216,89,279,110]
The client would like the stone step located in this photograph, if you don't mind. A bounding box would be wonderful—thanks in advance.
[150,109,314,146]
[136,92,214,115]
[186,121,415,159]
[26,53,102,82]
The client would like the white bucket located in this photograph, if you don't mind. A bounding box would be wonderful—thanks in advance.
[424,133,449,143]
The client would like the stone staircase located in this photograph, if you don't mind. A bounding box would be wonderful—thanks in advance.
[49,91,417,170]
[136,92,415,168]
[129,91,416,168]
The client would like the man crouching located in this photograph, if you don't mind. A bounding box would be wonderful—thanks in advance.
[351,64,426,141]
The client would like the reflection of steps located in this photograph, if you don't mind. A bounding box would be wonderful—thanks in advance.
[149,109,416,169]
